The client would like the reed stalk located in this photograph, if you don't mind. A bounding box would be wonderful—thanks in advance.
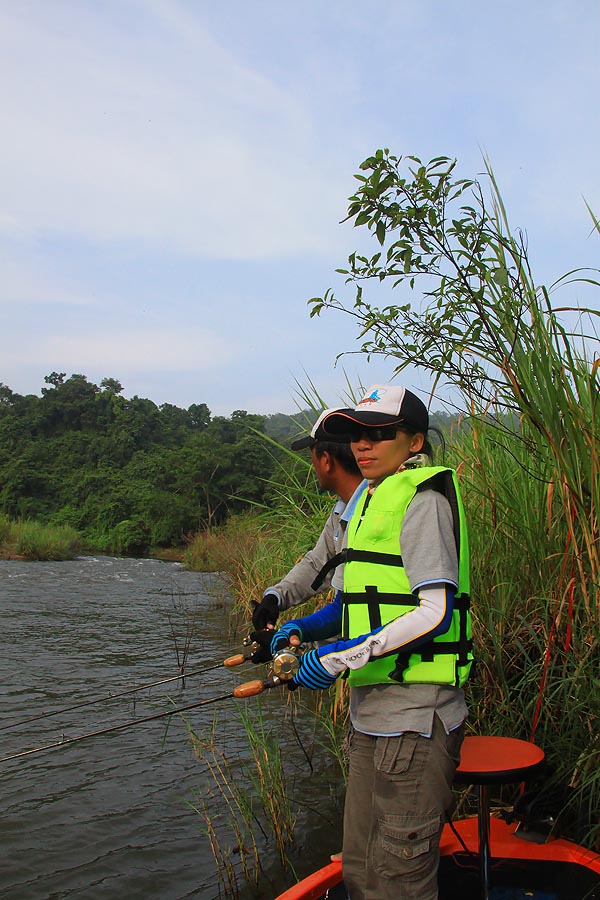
[237,704,297,861]
[186,713,262,892]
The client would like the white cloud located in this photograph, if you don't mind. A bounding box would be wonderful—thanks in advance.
[0,256,94,307]
[0,1,349,260]
[2,327,235,374]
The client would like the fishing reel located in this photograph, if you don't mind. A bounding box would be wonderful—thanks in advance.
[269,645,300,682]
[242,633,301,682]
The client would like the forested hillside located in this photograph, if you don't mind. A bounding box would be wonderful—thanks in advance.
[0,373,302,554]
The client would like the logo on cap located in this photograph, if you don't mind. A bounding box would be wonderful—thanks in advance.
[358,388,384,407]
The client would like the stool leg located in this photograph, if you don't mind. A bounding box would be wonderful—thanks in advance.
[477,785,491,900]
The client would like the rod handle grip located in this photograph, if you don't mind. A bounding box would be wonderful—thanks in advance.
[233,680,265,698]
[223,654,246,667]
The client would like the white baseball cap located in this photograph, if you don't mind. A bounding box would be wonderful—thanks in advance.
[322,384,429,435]
[290,407,350,450]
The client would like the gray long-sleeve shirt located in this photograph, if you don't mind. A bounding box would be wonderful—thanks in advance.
[265,480,367,611]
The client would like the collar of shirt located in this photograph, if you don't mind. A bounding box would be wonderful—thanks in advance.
[340,479,368,524]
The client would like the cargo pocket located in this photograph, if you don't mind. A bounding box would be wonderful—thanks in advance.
[373,732,419,780]
[373,814,440,881]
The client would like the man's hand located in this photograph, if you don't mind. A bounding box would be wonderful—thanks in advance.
[251,593,280,630]
[248,629,274,664]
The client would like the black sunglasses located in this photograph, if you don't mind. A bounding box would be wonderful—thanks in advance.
[348,424,400,443]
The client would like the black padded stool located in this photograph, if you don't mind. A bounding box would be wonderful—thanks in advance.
[454,735,546,900]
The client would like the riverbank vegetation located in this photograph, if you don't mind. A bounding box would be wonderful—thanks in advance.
[0,513,83,560]
[0,374,455,561]
[190,151,599,894]
[0,374,307,556]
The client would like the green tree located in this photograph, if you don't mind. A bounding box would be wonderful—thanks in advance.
[100,377,124,394]
[188,402,211,429]
[37,373,100,434]
[310,150,600,421]
[0,374,279,552]
[43,372,66,389]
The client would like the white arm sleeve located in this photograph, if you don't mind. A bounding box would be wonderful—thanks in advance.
[319,583,451,676]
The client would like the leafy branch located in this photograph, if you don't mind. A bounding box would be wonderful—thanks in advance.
[310,149,600,425]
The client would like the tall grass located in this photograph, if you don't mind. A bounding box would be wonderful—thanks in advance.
[0,514,83,560]
[448,416,599,843]
[186,712,262,895]
[186,701,324,897]
[236,704,297,860]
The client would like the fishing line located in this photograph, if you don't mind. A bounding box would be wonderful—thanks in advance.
[0,653,252,732]
[0,677,283,764]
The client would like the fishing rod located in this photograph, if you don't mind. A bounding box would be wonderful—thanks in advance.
[0,651,255,733]
[0,644,302,765]
[0,675,291,764]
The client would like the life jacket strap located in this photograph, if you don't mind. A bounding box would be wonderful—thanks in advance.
[415,637,474,659]
[388,591,472,683]
[342,591,418,605]
[311,548,405,592]
[456,593,471,666]
[341,590,418,640]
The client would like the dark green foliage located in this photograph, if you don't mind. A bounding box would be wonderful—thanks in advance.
[110,517,150,556]
[263,409,317,443]
[0,374,284,554]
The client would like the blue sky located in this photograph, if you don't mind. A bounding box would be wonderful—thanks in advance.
[1,0,599,416]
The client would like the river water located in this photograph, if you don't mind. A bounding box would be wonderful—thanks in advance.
[0,556,343,900]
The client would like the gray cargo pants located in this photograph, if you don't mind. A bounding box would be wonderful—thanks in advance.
[342,715,464,900]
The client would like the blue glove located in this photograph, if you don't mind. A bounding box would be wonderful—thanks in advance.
[270,621,303,655]
[291,648,338,690]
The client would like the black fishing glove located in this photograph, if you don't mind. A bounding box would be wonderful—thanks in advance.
[251,592,280,630]
[248,628,274,664]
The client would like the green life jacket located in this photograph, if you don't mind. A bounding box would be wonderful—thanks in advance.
[342,466,472,688]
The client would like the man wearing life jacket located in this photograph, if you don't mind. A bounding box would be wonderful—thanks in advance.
[269,383,473,900]
[250,408,366,649]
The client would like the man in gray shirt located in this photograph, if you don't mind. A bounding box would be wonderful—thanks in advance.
[251,408,366,632]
